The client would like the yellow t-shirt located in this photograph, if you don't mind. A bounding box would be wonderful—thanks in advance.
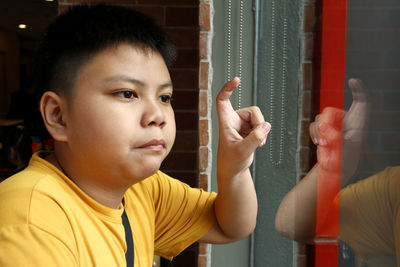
[339,166,400,267]
[0,153,217,267]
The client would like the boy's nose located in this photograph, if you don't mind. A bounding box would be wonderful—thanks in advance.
[141,101,166,128]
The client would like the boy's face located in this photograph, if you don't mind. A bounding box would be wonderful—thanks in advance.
[63,43,176,185]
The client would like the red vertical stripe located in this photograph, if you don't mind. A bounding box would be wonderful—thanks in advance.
[315,242,339,267]
[315,0,347,266]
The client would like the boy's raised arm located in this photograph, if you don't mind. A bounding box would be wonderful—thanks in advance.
[199,77,271,244]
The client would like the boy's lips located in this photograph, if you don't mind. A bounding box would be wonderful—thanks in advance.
[138,139,166,150]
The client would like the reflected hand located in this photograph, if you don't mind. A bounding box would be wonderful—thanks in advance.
[310,78,367,173]
[343,78,367,142]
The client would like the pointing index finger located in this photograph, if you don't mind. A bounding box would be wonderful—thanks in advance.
[348,78,367,103]
[216,77,240,102]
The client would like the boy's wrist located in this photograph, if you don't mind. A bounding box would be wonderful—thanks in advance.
[217,167,251,186]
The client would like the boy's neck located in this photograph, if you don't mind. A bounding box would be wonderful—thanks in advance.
[45,152,125,209]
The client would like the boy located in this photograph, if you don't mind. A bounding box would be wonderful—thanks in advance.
[0,4,271,267]
[275,79,400,266]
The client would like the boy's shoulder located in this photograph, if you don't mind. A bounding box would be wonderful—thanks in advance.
[343,166,400,194]
[0,153,74,227]
[0,152,67,194]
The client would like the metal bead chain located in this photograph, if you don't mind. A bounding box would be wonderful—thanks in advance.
[227,0,232,82]
[269,0,288,166]
[237,0,244,108]
[269,0,277,164]
[226,0,244,109]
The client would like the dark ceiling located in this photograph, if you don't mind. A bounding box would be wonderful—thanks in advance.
[0,0,58,48]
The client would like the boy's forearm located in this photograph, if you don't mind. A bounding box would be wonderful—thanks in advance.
[214,168,258,241]
[210,78,270,242]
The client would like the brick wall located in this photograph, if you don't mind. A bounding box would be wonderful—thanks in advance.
[197,1,212,267]
[298,0,318,266]
[299,0,317,178]
[58,0,201,266]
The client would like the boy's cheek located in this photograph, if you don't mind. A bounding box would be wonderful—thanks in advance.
[168,130,176,151]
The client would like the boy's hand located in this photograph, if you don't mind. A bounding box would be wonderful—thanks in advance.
[199,77,269,243]
[310,78,367,174]
[216,77,271,178]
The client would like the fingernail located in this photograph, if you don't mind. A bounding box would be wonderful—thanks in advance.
[261,138,266,146]
[258,138,266,148]
[261,122,271,133]
[313,138,319,145]
[319,138,328,146]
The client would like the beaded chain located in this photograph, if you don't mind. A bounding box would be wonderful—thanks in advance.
[268,0,288,166]
[226,0,244,109]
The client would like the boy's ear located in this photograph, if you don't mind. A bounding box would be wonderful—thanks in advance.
[40,91,68,142]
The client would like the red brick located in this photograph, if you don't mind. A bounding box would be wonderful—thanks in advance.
[297,242,307,255]
[132,6,165,26]
[165,28,198,49]
[199,32,208,59]
[199,147,208,172]
[165,171,198,187]
[198,255,207,267]
[303,34,314,61]
[170,69,198,89]
[300,147,311,172]
[166,7,198,27]
[297,255,307,267]
[303,4,316,32]
[199,3,210,31]
[302,91,312,119]
[198,243,207,254]
[187,242,198,250]
[173,249,197,267]
[301,120,311,147]
[137,0,198,5]
[175,111,198,130]
[198,119,209,146]
[162,151,197,170]
[172,90,198,110]
[173,49,199,68]
[199,61,209,89]
[63,0,134,3]
[303,63,313,91]
[199,91,208,117]
[173,131,198,150]
[198,174,208,191]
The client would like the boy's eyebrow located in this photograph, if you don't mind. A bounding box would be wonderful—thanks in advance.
[104,75,173,89]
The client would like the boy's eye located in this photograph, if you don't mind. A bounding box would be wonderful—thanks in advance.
[114,90,137,99]
[159,95,172,103]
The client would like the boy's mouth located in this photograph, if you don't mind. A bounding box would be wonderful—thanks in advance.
[138,139,166,151]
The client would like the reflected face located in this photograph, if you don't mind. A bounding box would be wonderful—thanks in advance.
[65,43,176,185]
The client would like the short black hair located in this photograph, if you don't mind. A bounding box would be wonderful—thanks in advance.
[34,4,176,97]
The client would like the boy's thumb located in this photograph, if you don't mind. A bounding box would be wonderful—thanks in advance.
[240,122,271,155]
[348,78,367,106]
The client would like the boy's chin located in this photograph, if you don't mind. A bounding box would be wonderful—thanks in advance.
[130,166,161,182]
[123,156,167,183]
